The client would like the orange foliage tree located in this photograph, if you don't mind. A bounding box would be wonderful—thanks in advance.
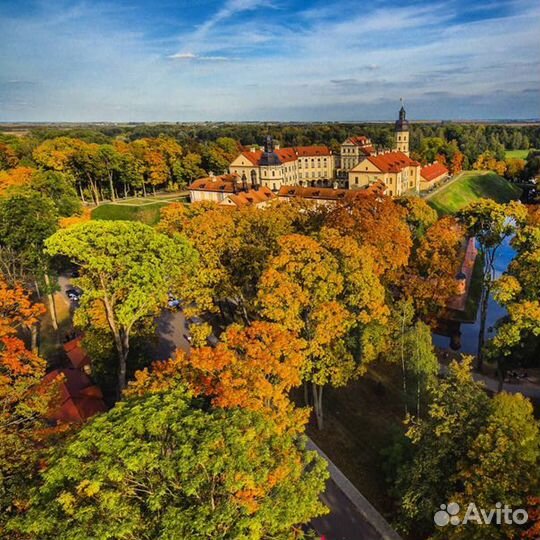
[326,193,413,281]
[257,232,388,429]
[402,216,465,321]
[0,167,35,196]
[127,322,308,433]
[0,280,60,533]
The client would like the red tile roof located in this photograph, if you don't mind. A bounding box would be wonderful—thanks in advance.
[278,186,349,201]
[278,181,386,201]
[63,336,90,369]
[43,368,107,423]
[364,151,420,173]
[345,136,371,147]
[421,162,449,182]
[188,174,239,192]
[222,186,275,207]
[238,145,331,166]
[295,146,331,157]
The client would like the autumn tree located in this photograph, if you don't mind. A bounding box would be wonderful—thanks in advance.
[394,196,438,241]
[8,385,329,540]
[0,189,60,330]
[127,322,309,432]
[326,193,413,281]
[386,300,438,417]
[394,358,491,536]
[159,202,296,323]
[487,209,540,388]
[45,220,198,395]
[0,276,45,351]
[402,216,464,320]
[0,142,19,170]
[258,231,387,429]
[473,150,507,175]
[0,166,34,196]
[0,280,59,535]
[438,393,540,540]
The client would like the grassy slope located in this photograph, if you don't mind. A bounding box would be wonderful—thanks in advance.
[428,171,522,216]
[505,149,534,159]
[91,202,169,226]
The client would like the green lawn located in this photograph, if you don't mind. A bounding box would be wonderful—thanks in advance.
[427,171,522,216]
[91,202,170,225]
[505,149,534,159]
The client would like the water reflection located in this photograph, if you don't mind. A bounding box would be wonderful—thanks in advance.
[432,235,516,354]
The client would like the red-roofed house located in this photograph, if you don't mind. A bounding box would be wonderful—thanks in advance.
[188,173,241,203]
[277,181,386,206]
[43,368,107,423]
[420,162,449,191]
[219,186,276,208]
[229,137,334,191]
[63,336,91,372]
[349,151,421,196]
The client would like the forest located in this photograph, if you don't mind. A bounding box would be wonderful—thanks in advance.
[0,122,539,540]
[1,122,539,204]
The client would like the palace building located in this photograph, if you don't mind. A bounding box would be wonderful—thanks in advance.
[228,137,334,191]
[337,135,376,180]
[347,104,422,196]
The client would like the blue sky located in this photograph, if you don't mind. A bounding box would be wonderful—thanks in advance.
[0,0,539,121]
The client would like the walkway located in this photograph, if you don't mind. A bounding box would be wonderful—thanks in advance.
[422,171,471,200]
[439,363,540,400]
[309,439,402,540]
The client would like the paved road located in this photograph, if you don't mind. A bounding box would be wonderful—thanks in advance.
[439,364,540,400]
[312,478,383,540]
[58,274,191,359]
[153,309,190,359]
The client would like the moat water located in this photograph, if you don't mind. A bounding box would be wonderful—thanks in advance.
[432,235,516,354]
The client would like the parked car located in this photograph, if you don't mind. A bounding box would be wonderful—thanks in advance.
[167,293,181,309]
[66,288,82,302]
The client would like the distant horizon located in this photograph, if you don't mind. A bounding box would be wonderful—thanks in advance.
[1,0,539,122]
[1,118,540,126]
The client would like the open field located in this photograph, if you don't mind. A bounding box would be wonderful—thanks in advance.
[427,171,522,215]
[90,191,188,225]
[505,149,535,159]
[91,202,170,225]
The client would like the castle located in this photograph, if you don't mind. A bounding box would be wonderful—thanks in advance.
[227,104,421,196]
[189,105,449,204]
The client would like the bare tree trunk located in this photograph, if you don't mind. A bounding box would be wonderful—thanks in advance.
[401,306,408,416]
[44,273,59,333]
[100,286,129,399]
[312,383,324,430]
[477,248,497,372]
[118,330,130,396]
[78,183,86,203]
[31,324,39,354]
[108,173,116,202]
[304,382,310,406]
[142,181,147,197]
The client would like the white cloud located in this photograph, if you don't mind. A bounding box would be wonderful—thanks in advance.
[168,52,231,62]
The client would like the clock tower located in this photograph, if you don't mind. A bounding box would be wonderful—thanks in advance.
[395,99,410,155]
